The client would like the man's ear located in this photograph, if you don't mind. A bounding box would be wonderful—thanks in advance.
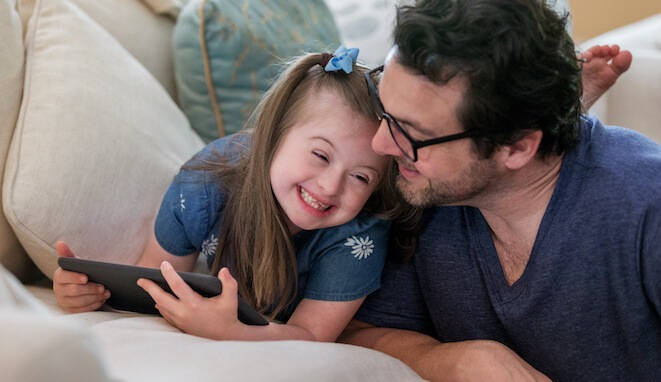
[500,130,543,170]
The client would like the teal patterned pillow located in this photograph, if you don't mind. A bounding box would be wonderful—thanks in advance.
[174,0,341,142]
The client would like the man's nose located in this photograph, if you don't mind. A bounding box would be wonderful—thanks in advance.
[372,119,401,157]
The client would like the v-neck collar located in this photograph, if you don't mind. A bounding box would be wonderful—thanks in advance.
[468,147,579,305]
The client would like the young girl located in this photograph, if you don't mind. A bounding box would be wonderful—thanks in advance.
[53,47,416,342]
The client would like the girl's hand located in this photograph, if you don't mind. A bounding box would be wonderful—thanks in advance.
[53,241,110,313]
[137,261,245,339]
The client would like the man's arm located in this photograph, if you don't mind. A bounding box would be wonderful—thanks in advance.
[338,319,551,382]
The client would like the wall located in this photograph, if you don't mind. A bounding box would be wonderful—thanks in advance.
[571,0,661,43]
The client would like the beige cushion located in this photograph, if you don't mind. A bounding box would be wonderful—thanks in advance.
[0,0,35,281]
[141,0,187,19]
[18,0,178,99]
[3,0,204,279]
[70,0,178,99]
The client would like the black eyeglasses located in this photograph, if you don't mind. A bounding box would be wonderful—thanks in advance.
[364,65,478,162]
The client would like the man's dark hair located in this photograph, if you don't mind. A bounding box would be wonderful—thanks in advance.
[394,0,583,158]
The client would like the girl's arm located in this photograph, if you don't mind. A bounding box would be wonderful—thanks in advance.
[136,230,197,272]
[138,261,363,342]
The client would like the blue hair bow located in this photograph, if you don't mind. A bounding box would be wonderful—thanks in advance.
[324,45,360,74]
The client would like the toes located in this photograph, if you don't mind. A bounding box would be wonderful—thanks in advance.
[612,50,633,74]
[609,44,620,56]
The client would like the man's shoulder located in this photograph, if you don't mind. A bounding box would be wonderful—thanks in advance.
[575,116,661,186]
[579,116,661,166]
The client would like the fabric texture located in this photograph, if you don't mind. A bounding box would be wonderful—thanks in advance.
[0,0,35,281]
[3,0,204,279]
[141,0,187,19]
[90,315,423,381]
[18,0,180,98]
[154,134,390,321]
[173,0,341,142]
[67,0,178,98]
[0,266,114,382]
[357,116,661,381]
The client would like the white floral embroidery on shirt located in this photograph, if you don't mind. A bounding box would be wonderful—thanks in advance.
[344,235,374,260]
[179,193,186,213]
[201,234,218,260]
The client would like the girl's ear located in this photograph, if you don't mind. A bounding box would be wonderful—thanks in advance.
[499,130,543,170]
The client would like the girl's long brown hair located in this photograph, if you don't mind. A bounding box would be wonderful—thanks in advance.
[203,53,420,319]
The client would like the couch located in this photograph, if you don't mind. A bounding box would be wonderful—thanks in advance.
[1,0,660,380]
[0,0,423,380]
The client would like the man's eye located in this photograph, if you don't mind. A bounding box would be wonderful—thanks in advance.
[312,151,328,162]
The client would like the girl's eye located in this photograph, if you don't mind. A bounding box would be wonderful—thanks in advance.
[353,174,370,184]
[312,151,328,162]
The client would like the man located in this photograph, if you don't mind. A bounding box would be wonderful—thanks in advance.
[339,0,660,381]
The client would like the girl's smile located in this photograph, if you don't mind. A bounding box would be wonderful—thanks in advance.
[298,186,333,214]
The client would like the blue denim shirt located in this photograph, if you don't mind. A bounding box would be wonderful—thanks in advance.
[154,135,390,320]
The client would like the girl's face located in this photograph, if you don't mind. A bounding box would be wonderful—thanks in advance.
[269,91,387,234]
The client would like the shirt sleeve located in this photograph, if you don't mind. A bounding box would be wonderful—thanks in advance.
[355,256,436,336]
[153,169,217,256]
[153,135,242,256]
[303,216,390,301]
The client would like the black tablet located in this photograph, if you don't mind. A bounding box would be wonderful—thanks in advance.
[58,257,268,326]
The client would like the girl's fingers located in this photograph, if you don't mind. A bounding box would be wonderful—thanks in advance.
[218,268,238,306]
[159,261,199,302]
[58,291,109,311]
[54,268,88,284]
[59,282,105,298]
[55,241,76,257]
[137,277,179,309]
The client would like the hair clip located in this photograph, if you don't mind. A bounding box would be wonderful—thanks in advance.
[324,45,360,74]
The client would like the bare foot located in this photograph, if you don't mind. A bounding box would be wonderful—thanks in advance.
[580,44,632,110]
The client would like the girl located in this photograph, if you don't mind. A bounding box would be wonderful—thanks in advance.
[53,47,417,342]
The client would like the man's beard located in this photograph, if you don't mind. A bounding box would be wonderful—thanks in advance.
[395,158,497,207]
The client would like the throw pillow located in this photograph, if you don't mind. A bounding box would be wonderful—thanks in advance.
[3,0,204,279]
[173,0,341,142]
[18,0,179,99]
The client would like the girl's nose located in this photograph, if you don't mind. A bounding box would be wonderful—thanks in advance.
[317,167,344,197]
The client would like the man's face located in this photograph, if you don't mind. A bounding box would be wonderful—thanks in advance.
[371,57,498,207]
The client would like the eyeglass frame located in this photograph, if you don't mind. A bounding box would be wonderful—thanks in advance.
[364,65,479,162]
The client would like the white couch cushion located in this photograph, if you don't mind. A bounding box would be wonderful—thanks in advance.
[0,266,113,381]
[582,13,661,143]
[87,316,423,382]
[0,309,114,382]
[3,0,204,279]
[0,0,35,281]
